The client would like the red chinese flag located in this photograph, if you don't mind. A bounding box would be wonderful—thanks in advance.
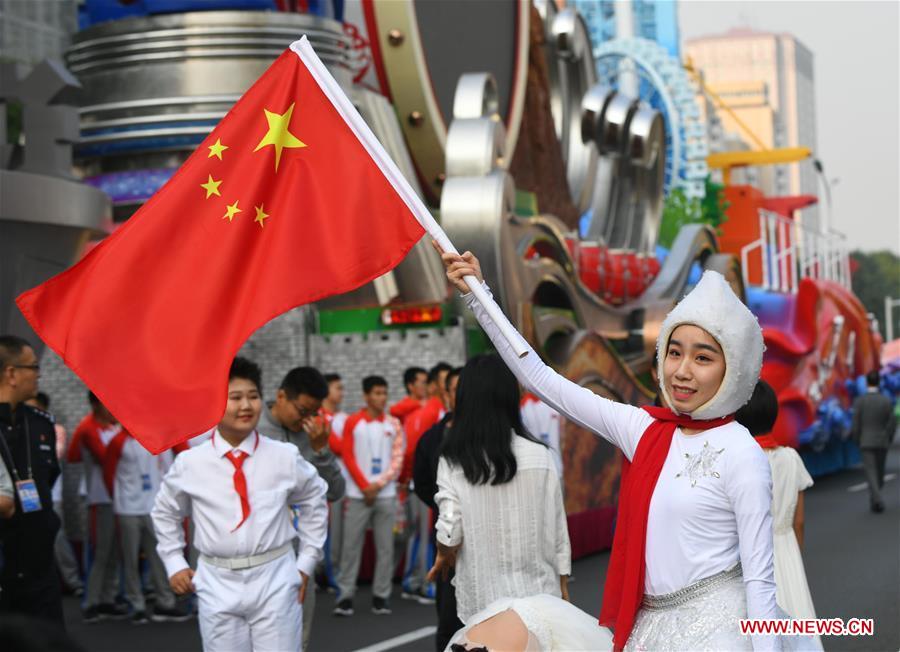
[16,38,430,453]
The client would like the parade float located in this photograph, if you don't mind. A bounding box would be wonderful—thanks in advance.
[3,0,882,558]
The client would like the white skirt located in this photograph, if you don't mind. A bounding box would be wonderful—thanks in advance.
[625,564,822,652]
[446,594,614,652]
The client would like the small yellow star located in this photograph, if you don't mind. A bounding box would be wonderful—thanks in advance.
[253,103,306,172]
[254,204,269,228]
[208,138,228,160]
[200,174,222,199]
[222,200,242,222]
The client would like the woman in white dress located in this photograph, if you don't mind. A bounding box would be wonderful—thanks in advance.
[737,381,820,649]
[428,354,613,652]
[437,245,782,651]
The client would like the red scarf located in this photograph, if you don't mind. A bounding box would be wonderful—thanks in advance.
[754,434,779,449]
[600,406,734,651]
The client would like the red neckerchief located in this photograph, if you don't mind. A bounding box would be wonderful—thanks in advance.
[754,434,779,449]
[599,406,734,651]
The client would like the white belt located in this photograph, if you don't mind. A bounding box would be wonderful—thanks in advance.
[200,542,293,571]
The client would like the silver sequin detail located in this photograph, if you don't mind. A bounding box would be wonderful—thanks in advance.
[675,440,725,487]
[625,568,752,652]
[641,563,742,610]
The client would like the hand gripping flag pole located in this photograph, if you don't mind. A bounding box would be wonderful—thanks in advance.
[291,36,529,359]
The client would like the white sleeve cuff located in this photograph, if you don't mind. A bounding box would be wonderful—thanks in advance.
[296,552,318,578]
[162,554,190,579]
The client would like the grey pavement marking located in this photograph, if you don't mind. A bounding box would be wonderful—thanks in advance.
[847,473,896,492]
[350,626,437,652]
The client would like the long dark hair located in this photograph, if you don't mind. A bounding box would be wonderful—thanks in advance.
[440,354,542,486]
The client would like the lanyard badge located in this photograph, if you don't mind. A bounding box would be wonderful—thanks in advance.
[15,479,42,513]
[1,412,40,512]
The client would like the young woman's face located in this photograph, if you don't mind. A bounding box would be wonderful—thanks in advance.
[663,324,726,414]
[220,377,262,438]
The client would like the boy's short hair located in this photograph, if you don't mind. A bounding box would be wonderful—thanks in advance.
[427,362,452,384]
[279,367,328,400]
[866,370,880,387]
[402,366,426,389]
[362,375,388,394]
[229,357,262,392]
[324,373,341,385]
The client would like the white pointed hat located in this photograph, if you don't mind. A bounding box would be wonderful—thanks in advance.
[656,270,764,420]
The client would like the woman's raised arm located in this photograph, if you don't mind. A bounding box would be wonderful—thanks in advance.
[436,245,651,460]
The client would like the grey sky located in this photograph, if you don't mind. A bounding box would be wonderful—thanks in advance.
[679,0,900,254]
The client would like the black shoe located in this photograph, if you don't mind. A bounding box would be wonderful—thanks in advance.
[151,604,193,623]
[372,597,392,615]
[96,602,130,620]
[132,611,149,625]
[872,502,885,513]
[332,599,353,616]
[82,606,102,624]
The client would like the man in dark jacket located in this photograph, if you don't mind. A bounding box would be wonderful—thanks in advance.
[413,367,462,651]
[851,370,897,513]
[0,335,63,626]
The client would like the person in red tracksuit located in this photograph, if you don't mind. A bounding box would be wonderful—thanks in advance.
[401,362,451,603]
[389,367,427,425]
[67,392,127,622]
[333,376,404,617]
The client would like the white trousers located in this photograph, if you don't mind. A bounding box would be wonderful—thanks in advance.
[195,551,303,652]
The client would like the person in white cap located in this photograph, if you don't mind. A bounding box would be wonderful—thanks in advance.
[436,246,792,652]
[152,357,328,651]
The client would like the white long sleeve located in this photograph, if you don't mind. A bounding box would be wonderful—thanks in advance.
[728,441,781,651]
[435,457,463,547]
[287,453,329,578]
[434,436,569,621]
[151,454,192,577]
[463,286,652,460]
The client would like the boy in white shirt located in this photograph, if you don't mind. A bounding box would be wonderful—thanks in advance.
[152,357,328,651]
[106,428,186,624]
[333,376,404,617]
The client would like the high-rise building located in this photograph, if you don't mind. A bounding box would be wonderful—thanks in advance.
[573,0,681,58]
[685,29,819,227]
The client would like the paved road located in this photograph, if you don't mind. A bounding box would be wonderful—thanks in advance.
[62,443,899,652]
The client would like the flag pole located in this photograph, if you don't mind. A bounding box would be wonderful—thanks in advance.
[292,36,529,358]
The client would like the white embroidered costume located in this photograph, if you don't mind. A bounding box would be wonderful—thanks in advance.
[462,272,799,651]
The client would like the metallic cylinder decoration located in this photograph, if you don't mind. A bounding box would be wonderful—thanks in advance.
[452,72,500,121]
[445,118,507,178]
[547,8,598,214]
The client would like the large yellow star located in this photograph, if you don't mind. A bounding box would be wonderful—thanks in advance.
[208,138,228,160]
[222,200,242,222]
[253,103,306,172]
[254,204,270,229]
[200,174,222,199]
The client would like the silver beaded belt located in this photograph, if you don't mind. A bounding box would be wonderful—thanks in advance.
[641,563,742,610]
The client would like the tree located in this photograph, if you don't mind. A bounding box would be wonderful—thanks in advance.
[850,250,900,341]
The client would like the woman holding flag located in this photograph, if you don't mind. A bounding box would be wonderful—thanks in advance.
[436,245,787,651]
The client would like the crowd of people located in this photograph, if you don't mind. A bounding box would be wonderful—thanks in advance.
[0,325,567,650]
[0,245,894,651]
